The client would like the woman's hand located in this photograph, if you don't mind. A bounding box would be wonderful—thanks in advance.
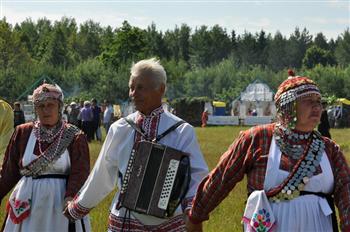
[184,209,203,232]
[62,197,75,221]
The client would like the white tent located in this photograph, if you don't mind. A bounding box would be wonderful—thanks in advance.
[231,80,276,125]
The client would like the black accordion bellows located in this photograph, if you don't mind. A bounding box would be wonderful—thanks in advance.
[119,141,191,218]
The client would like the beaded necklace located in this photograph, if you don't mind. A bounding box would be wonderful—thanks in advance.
[269,124,325,202]
[33,121,65,156]
[33,121,65,143]
[274,123,311,160]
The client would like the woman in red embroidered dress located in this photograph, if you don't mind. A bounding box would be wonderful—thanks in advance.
[0,84,91,232]
[187,71,350,232]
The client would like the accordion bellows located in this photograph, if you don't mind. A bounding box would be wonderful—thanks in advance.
[119,141,191,218]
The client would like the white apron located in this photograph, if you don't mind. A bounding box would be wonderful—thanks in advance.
[4,131,91,232]
[243,136,334,232]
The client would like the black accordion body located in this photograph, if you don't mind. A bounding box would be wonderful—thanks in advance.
[119,141,191,218]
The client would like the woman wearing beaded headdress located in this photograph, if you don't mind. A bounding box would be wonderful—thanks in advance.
[0,83,91,232]
[187,71,350,232]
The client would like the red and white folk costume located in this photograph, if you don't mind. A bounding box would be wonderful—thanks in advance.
[189,74,350,231]
[0,84,91,232]
[68,106,209,232]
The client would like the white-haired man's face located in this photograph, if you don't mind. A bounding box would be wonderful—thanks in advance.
[129,75,164,115]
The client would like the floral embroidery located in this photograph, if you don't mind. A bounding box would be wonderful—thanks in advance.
[252,209,272,232]
[7,195,32,224]
[13,199,31,214]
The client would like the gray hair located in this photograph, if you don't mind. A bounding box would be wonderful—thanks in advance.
[130,58,167,89]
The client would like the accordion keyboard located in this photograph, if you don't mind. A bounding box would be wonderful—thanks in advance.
[158,159,180,210]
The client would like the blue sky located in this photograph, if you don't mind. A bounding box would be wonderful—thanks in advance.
[1,0,349,40]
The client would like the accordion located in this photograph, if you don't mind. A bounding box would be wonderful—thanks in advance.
[119,141,191,218]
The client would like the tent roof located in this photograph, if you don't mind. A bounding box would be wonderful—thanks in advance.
[17,75,68,101]
[338,98,350,105]
[237,79,275,102]
[213,101,226,107]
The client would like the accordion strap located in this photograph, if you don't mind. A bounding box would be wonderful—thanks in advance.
[124,117,185,142]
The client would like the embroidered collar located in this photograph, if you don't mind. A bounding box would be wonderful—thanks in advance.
[135,106,164,142]
[138,105,164,118]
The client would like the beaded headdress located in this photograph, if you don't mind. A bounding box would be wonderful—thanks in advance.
[33,83,63,105]
[274,70,320,128]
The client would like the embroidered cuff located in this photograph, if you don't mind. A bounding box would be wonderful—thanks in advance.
[68,200,90,220]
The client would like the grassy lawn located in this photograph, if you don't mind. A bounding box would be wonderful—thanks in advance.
[1,126,349,231]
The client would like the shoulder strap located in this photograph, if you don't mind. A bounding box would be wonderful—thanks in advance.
[124,117,185,142]
[124,117,146,138]
[155,120,185,142]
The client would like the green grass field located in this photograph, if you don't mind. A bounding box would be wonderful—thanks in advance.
[1,126,350,231]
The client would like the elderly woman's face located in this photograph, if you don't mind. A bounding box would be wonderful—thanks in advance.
[295,94,322,132]
[35,98,60,127]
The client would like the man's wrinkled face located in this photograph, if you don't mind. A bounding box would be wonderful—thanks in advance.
[129,75,164,115]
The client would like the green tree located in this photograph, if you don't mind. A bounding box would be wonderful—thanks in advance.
[34,18,53,61]
[267,31,288,71]
[100,21,146,67]
[302,45,334,68]
[335,29,350,67]
[236,31,257,66]
[314,32,329,50]
[14,18,38,58]
[77,20,102,60]
[286,27,313,68]
[144,22,167,59]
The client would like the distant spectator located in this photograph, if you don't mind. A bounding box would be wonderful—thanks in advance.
[91,99,102,141]
[318,101,331,139]
[0,98,13,163]
[80,101,94,142]
[102,100,114,134]
[13,102,25,127]
[67,102,80,128]
[201,109,209,128]
[251,109,258,116]
[334,105,342,128]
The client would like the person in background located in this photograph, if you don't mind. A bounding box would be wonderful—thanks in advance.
[102,100,114,134]
[318,100,331,139]
[201,109,209,128]
[187,72,350,232]
[0,84,91,232]
[79,101,94,142]
[13,102,25,128]
[0,98,13,164]
[65,58,208,231]
[334,105,342,128]
[67,101,80,128]
[91,99,102,141]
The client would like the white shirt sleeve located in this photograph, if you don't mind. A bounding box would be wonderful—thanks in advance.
[74,124,120,209]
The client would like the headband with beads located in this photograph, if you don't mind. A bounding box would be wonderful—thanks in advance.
[274,70,321,128]
[33,83,63,105]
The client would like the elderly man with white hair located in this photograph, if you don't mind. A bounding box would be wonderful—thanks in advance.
[65,58,208,231]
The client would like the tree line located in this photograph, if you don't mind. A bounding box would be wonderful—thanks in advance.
[0,17,349,103]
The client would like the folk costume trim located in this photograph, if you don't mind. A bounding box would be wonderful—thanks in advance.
[134,106,164,142]
[6,177,33,224]
[68,197,91,220]
[268,71,325,201]
[20,121,80,178]
[107,213,186,232]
